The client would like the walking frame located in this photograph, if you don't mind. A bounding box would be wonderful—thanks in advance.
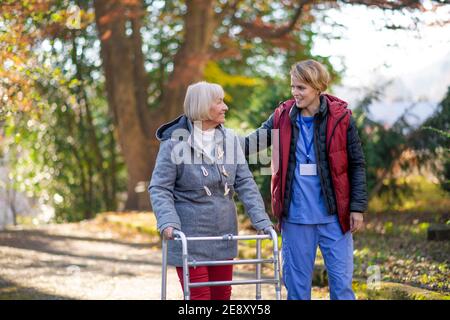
[161,228,282,300]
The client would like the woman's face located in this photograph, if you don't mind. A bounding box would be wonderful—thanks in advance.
[208,95,228,125]
[291,76,319,110]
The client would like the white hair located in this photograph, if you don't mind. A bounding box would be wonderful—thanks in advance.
[183,81,224,121]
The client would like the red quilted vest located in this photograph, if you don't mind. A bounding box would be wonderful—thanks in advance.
[271,94,352,233]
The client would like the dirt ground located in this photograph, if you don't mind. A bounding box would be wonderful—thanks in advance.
[0,222,296,300]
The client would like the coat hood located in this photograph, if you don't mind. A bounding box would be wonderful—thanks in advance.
[155,114,226,145]
[322,94,350,118]
[155,114,190,141]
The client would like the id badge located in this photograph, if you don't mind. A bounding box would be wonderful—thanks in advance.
[299,163,317,176]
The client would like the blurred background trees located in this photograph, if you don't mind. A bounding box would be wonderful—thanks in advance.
[1,0,449,222]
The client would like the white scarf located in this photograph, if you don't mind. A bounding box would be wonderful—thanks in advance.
[192,125,216,161]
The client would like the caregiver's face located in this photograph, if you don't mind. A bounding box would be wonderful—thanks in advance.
[208,95,228,125]
[291,76,319,110]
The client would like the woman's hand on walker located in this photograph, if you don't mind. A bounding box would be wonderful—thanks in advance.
[263,226,275,234]
[350,212,364,234]
[163,226,174,240]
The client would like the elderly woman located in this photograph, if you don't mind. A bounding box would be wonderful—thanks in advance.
[148,81,273,300]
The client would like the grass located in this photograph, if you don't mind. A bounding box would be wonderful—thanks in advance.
[352,281,450,300]
[94,211,160,237]
[352,209,449,294]
[369,175,450,213]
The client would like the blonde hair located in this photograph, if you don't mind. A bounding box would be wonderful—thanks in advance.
[290,60,330,93]
[183,81,225,121]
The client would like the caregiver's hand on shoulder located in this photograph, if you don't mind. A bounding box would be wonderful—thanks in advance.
[162,226,175,240]
[350,212,364,234]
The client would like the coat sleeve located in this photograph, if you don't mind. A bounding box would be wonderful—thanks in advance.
[243,112,275,157]
[347,116,368,213]
[148,140,181,233]
[233,136,273,230]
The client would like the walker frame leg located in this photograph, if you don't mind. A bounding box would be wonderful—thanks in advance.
[161,229,282,300]
[269,229,282,300]
[256,237,262,300]
[161,238,168,300]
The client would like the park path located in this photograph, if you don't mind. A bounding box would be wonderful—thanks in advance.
[0,223,292,300]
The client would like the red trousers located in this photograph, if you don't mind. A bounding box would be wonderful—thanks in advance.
[176,265,233,300]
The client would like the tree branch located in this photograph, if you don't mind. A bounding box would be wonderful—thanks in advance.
[234,0,312,39]
[338,0,422,11]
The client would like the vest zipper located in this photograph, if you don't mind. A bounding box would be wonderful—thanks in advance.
[278,108,286,212]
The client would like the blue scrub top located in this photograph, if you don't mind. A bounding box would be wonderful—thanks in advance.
[286,114,337,224]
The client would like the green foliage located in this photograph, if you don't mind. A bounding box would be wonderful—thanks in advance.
[352,85,412,195]
[2,1,126,222]
[144,0,185,109]
[3,0,448,222]
[369,176,450,213]
[412,87,450,192]
[351,84,450,205]
[4,67,125,222]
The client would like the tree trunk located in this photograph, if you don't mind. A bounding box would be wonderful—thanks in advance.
[94,0,217,211]
[10,189,17,226]
[94,0,156,210]
[161,0,216,120]
[109,128,118,211]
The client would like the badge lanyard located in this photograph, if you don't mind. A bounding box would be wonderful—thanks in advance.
[299,116,314,164]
